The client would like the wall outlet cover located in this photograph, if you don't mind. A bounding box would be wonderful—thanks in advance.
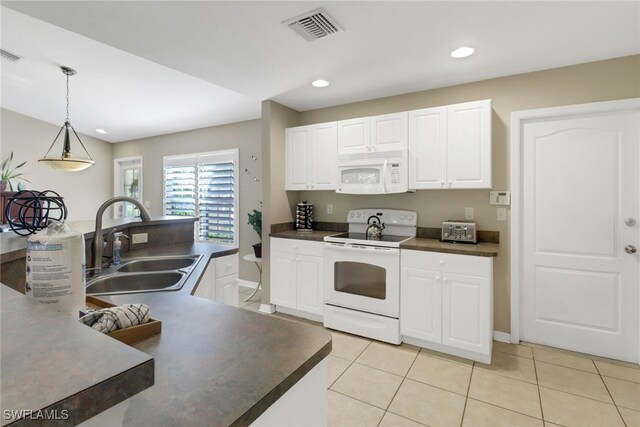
[465,207,474,220]
[497,207,507,221]
[131,233,149,244]
[327,204,333,214]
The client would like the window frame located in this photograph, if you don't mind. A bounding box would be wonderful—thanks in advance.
[163,149,239,247]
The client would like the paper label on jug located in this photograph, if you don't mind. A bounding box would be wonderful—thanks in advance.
[26,239,83,314]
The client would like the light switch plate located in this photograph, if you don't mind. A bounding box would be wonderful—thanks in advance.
[131,233,148,244]
[489,191,511,206]
[327,204,333,214]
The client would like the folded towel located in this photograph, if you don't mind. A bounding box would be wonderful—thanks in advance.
[79,304,150,333]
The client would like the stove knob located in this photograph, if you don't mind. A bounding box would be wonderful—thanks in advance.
[350,213,354,218]
[444,232,449,237]
[467,234,473,239]
[400,214,406,220]
[356,213,361,218]
[407,214,413,221]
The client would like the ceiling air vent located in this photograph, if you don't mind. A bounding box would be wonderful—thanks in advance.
[283,8,343,42]
[1,48,23,63]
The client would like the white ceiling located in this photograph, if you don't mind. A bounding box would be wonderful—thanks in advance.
[1,1,639,143]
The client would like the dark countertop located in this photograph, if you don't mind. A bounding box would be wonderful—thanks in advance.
[89,243,332,426]
[270,229,339,242]
[400,237,499,257]
[0,285,154,426]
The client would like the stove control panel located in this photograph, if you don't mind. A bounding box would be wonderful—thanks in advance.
[442,220,477,244]
[347,209,417,227]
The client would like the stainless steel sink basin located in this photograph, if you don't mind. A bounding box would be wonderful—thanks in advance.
[116,255,200,273]
[86,254,203,295]
[86,271,185,295]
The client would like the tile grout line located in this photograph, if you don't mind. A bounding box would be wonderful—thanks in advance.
[328,339,373,389]
[377,350,423,427]
[459,361,475,427]
[593,358,629,427]
[532,349,546,424]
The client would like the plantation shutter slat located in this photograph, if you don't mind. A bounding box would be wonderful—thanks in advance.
[163,150,238,246]
[198,162,235,244]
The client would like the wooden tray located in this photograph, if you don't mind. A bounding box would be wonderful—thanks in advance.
[86,296,162,345]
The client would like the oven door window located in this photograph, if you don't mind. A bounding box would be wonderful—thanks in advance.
[334,261,386,299]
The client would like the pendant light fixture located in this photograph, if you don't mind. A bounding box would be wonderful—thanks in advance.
[39,66,95,172]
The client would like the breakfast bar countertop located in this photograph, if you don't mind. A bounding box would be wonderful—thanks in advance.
[1,242,332,427]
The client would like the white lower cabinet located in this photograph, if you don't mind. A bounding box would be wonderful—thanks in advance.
[194,254,239,307]
[270,238,324,317]
[401,250,493,363]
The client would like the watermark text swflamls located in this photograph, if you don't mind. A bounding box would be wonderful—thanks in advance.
[3,409,69,421]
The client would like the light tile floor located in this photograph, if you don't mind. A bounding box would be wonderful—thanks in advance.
[237,286,640,427]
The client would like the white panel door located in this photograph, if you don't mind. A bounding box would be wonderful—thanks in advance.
[286,127,310,190]
[522,110,639,362]
[296,255,324,315]
[371,112,408,153]
[215,274,239,307]
[442,273,491,355]
[446,100,492,188]
[408,107,447,189]
[400,267,442,343]
[270,251,297,309]
[310,122,337,190]
[337,117,370,155]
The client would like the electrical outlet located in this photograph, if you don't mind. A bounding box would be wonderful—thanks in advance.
[131,233,148,244]
[497,208,507,221]
[465,207,474,220]
[144,200,151,208]
[327,204,333,215]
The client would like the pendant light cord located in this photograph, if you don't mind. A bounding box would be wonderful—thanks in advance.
[66,72,70,122]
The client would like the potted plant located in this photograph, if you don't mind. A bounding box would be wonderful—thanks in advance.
[1,152,30,192]
[247,209,262,258]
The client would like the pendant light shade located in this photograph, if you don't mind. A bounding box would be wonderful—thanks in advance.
[39,66,95,172]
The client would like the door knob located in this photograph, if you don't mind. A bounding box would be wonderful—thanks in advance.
[625,245,637,254]
[625,218,637,227]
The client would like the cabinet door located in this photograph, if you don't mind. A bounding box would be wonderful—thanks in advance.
[193,259,214,301]
[310,122,337,190]
[286,126,311,190]
[400,266,442,343]
[371,112,408,153]
[216,273,239,307]
[337,117,370,155]
[296,255,323,315]
[270,250,297,309]
[408,107,447,189]
[441,273,491,355]
[446,100,492,189]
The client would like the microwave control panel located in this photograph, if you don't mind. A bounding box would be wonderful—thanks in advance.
[390,163,401,184]
[442,220,477,244]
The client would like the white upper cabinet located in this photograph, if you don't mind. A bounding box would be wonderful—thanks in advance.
[338,113,408,155]
[409,99,492,190]
[337,117,370,155]
[286,122,337,190]
[408,106,447,189]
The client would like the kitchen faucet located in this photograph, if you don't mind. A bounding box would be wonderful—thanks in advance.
[90,197,151,275]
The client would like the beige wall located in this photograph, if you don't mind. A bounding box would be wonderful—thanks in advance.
[290,55,640,333]
[112,119,262,283]
[261,100,300,303]
[0,108,113,221]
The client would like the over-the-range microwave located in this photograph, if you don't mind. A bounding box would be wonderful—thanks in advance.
[336,154,409,194]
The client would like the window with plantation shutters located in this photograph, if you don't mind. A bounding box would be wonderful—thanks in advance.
[163,149,239,246]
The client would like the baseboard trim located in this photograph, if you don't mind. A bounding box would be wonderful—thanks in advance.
[259,303,275,314]
[239,279,259,290]
[493,331,511,343]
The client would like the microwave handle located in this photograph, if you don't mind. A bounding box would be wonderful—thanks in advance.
[382,159,388,193]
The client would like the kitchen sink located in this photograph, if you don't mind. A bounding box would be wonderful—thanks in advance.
[86,254,203,295]
[86,271,185,294]
[116,255,200,273]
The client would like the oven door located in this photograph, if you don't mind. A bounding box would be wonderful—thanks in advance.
[324,242,400,317]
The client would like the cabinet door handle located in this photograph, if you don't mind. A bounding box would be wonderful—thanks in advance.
[439,181,445,187]
[436,276,442,281]
[439,261,444,265]
[443,278,450,283]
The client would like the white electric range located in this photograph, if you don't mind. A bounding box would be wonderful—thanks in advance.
[323,209,417,344]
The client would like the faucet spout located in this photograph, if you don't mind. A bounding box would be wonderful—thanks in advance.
[90,197,151,275]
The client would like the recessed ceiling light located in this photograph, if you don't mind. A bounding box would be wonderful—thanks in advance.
[312,79,329,88]
[96,128,107,135]
[450,47,475,59]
